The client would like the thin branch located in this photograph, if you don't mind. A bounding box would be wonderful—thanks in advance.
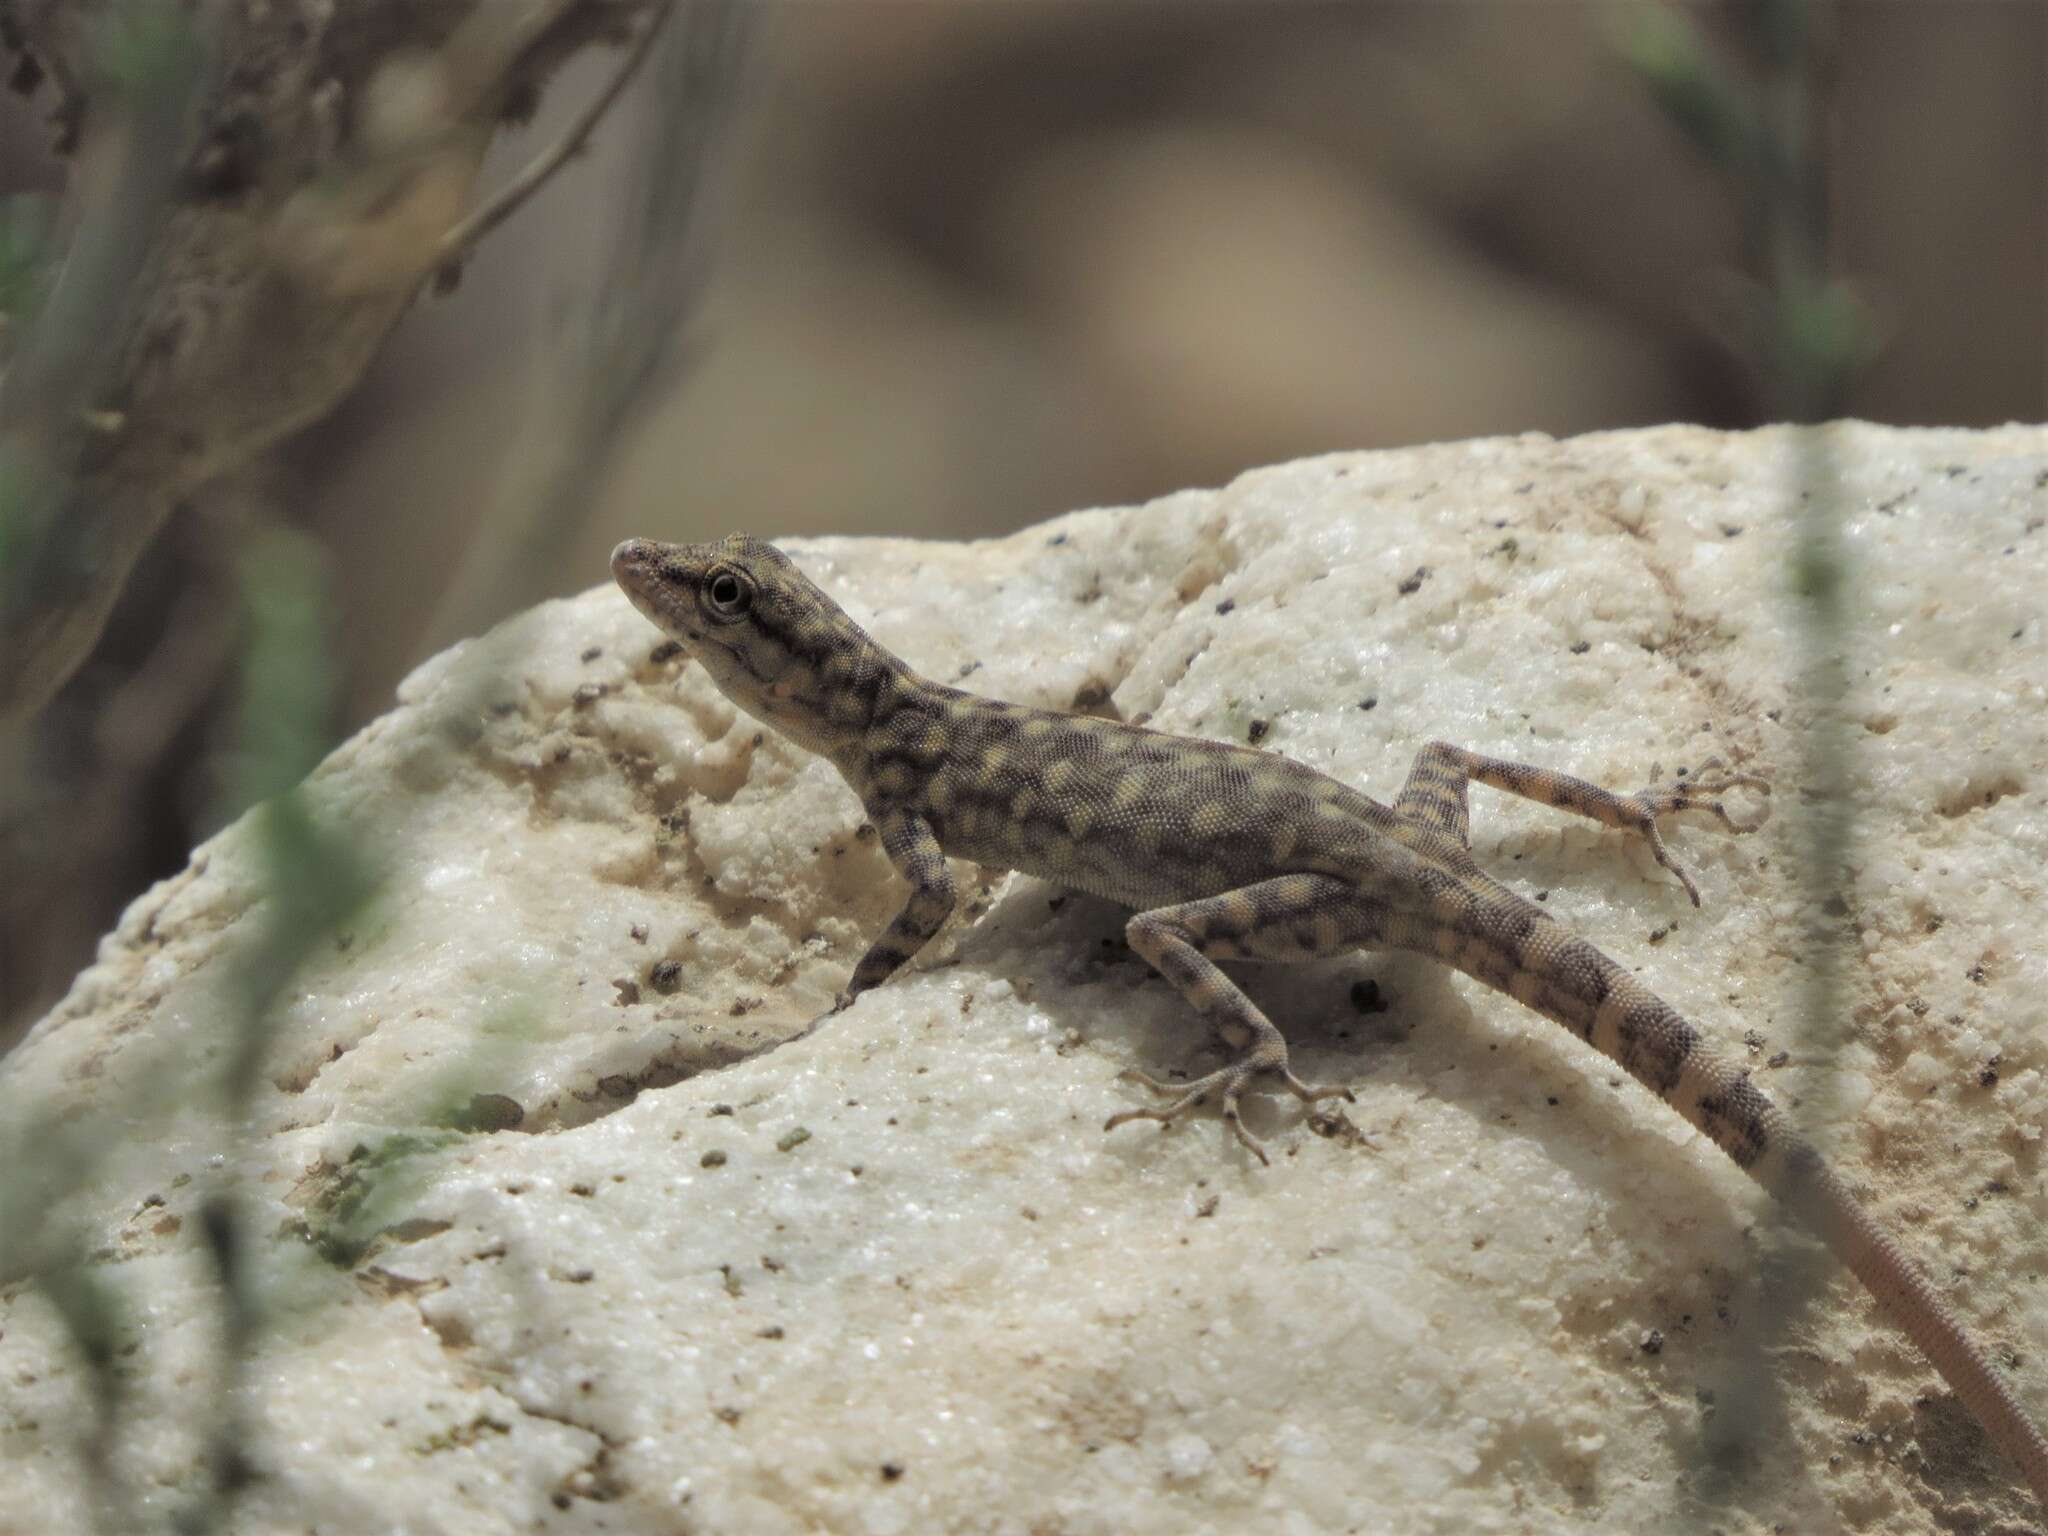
[435,0,674,277]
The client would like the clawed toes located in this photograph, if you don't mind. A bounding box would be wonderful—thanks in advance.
[1280,1070,1354,1106]
[1701,775,1770,797]
[1220,1105,1271,1166]
[1106,1075,1210,1132]
[1116,1067,1181,1099]
[1106,1057,1353,1165]
[1690,758,1771,796]
[1675,763,1772,835]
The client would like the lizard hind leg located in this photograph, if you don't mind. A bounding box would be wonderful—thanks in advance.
[1395,739,1768,907]
[1104,874,1370,1165]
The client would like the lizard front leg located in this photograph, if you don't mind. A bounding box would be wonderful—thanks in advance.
[1105,873,1375,1164]
[837,808,956,1009]
[1394,739,1768,906]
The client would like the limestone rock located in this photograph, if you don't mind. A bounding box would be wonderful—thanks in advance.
[4,425,2045,1533]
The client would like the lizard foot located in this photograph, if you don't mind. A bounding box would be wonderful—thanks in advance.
[1104,1047,1353,1166]
[1622,760,1771,907]
[1633,758,1771,829]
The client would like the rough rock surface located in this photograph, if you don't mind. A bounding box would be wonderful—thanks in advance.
[3,425,2045,1534]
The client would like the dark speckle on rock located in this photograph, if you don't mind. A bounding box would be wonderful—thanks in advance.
[449,1093,524,1133]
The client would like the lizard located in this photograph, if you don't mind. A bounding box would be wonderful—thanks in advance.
[610,531,2048,1510]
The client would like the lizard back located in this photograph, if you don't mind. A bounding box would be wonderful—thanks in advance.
[859,685,1423,912]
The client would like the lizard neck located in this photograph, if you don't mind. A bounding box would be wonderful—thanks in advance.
[726,627,921,767]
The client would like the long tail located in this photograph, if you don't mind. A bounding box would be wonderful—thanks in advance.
[1428,893,2048,1507]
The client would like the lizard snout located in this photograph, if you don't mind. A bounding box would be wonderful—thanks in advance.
[610,538,657,584]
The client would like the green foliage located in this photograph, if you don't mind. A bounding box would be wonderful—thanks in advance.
[0,520,381,1529]
[0,193,55,336]
[223,530,344,811]
[0,1,203,650]
[1762,273,1878,421]
[0,443,54,617]
[1623,5,1871,1510]
[0,195,60,623]
[294,1133,461,1269]
[1620,1,1871,422]
[89,0,205,98]
[1620,8,1760,171]
[0,1,698,1524]
[218,532,376,1130]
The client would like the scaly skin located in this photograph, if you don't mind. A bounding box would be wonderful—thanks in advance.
[613,532,2048,1510]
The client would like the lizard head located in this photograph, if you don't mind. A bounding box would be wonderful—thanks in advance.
[610,534,898,756]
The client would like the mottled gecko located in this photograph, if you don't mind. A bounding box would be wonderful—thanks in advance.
[611,532,2048,1509]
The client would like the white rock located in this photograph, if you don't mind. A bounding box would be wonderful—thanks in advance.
[3,425,2045,1534]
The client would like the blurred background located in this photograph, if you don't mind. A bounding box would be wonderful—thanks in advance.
[2,1,2042,1046]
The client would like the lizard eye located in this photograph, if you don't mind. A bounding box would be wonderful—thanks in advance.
[702,568,751,620]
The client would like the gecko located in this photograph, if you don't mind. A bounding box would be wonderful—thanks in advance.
[611,532,2048,1510]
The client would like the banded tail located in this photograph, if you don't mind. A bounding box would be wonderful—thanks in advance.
[1461,891,2048,1505]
